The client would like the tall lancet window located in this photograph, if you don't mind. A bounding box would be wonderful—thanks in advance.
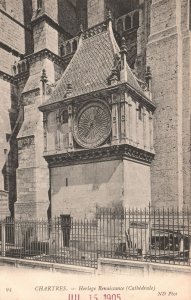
[138,104,143,121]
[37,0,42,10]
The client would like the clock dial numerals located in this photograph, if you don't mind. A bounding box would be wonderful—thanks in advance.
[74,102,111,148]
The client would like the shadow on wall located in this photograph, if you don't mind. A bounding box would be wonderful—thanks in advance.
[51,160,122,196]
[57,0,78,36]
[23,0,33,54]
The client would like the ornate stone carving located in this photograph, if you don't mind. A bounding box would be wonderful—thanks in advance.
[83,21,107,39]
[45,144,154,167]
[26,48,65,67]
[18,135,34,150]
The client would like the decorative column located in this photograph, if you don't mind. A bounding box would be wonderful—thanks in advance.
[120,91,127,143]
[40,69,48,103]
[143,106,147,150]
[145,66,152,100]
[56,110,61,150]
[111,93,119,145]
[127,95,132,144]
[149,111,154,152]
[130,99,137,146]
[135,101,140,146]
[120,37,127,82]
[43,112,48,152]
[68,104,74,150]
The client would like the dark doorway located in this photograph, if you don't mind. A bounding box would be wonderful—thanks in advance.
[60,215,71,247]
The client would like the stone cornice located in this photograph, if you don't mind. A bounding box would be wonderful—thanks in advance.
[39,82,156,112]
[14,72,29,83]
[44,144,155,168]
[0,70,15,83]
[31,13,71,39]
[126,83,155,111]
[25,48,65,67]
[1,48,65,84]
[0,70,29,84]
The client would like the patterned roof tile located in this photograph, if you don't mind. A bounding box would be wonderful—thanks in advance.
[44,25,145,105]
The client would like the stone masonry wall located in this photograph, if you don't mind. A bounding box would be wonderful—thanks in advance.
[0,48,19,75]
[33,21,58,54]
[58,0,78,36]
[87,0,105,28]
[147,0,184,208]
[181,0,191,207]
[51,160,123,219]
[0,11,25,54]
[15,55,61,219]
[51,158,152,219]
[123,160,151,208]
[2,0,24,24]
[0,79,12,190]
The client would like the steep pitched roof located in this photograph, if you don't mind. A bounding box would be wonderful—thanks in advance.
[43,22,146,106]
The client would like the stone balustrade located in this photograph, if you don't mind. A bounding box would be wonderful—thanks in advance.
[115,10,139,35]
[12,59,29,76]
[60,37,79,57]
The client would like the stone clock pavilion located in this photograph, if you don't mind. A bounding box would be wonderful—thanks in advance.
[39,16,155,219]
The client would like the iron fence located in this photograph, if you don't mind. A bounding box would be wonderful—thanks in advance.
[0,217,97,268]
[0,207,191,268]
[96,207,191,265]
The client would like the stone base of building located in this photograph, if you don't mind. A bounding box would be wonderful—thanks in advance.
[50,158,151,219]
[0,190,10,219]
[14,201,49,220]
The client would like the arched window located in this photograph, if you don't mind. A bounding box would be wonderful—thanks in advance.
[37,0,42,10]
[138,104,143,121]
[61,110,68,124]
[22,62,26,73]
[26,61,30,71]
[60,45,65,57]
[60,110,69,149]
[133,11,139,28]
[72,39,77,52]
[66,42,71,55]
[125,15,131,30]
[13,65,16,75]
[18,64,21,74]
[117,19,123,36]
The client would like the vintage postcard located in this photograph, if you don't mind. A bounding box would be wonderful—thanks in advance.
[0,0,190,299]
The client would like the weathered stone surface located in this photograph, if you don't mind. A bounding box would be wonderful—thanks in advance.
[0,190,10,218]
[147,0,191,208]
[0,0,190,221]
[51,159,151,219]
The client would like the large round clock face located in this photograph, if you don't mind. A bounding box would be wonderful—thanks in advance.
[73,102,111,149]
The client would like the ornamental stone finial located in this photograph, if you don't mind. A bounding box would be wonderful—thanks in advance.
[107,9,112,21]
[65,83,73,97]
[78,23,84,37]
[120,37,127,55]
[41,69,48,83]
[109,67,119,85]
[145,66,152,99]
[41,69,48,99]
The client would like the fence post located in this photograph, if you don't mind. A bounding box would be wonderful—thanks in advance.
[1,221,6,257]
